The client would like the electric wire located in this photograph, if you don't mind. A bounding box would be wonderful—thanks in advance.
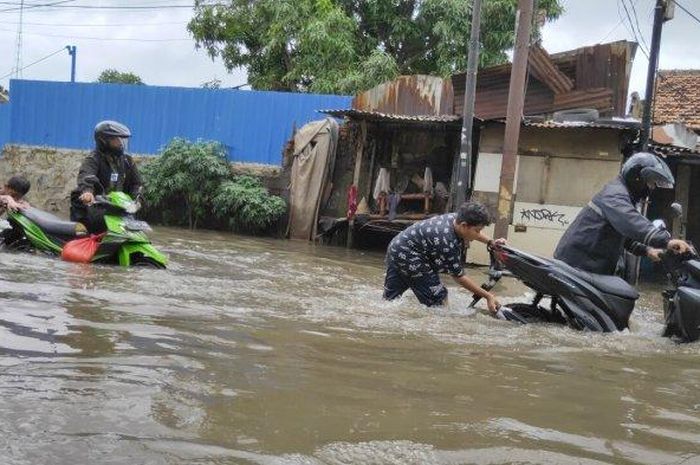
[0,46,64,80]
[673,0,700,25]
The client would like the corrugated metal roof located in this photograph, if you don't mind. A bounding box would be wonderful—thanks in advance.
[351,75,454,116]
[649,142,700,157]
[320,108,465,125]
[485,118,640,131]
[523,121,637,130]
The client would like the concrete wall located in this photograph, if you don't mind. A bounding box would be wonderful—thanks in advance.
[0,144,282,219]
[470,124,628,264]
[0,145,85,216]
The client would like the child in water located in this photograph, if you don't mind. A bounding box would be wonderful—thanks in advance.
[0,175,31,215]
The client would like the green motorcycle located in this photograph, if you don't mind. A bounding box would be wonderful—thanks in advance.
[1,191,167,268]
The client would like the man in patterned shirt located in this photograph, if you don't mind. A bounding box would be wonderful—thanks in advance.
[383,201,505,311]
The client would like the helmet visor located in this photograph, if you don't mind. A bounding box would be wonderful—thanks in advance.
[655,179,674,189]
[641,164,674,190]
[119,137,129,154]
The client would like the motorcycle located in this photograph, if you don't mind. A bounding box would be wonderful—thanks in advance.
[471,244,638,332]
[660,246,700,342]
[471,209,699,341]
[1,187,167,268]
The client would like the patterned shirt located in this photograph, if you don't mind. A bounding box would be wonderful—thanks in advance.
[387,213,465,278]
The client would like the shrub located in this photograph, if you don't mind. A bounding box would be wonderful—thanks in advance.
[213,176,286,233]
[141,138,287,234]
[141,138,231,229]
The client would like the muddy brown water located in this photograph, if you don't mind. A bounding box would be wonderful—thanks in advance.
[1,227,699,465]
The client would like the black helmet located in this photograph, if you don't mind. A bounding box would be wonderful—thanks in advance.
[94,120,131,155]
[621,152,674,195]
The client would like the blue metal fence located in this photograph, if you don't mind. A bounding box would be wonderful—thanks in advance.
[6,80,351,165]
[0,103,9,152]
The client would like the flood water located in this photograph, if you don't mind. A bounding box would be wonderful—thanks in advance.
[1,227,699,465]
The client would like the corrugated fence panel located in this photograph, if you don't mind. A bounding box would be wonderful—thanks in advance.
[7,80,352,165]
[0,103,9,151]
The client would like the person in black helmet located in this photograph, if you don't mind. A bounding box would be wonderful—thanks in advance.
[554,152,691,275]
[70,120,143,233]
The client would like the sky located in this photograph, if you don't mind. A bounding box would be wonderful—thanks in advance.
[0,0,698,97]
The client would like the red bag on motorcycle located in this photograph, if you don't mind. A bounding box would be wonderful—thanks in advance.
[61,233,105,263]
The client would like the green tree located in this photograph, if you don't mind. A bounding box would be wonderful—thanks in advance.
[188,0,563,94]
[96,69,145,85]
[201,78,222,89]
[141,139,231,229]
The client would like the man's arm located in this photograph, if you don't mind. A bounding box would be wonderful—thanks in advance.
[472,231,507,248]
[624,239,648,257]
[452,273,499,313]
[598,193,670,249]
[0,194,22,213]
[624,238,665,262]
[76,156,100,194]
[125,155,143,199]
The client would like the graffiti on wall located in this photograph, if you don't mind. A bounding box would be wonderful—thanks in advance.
[513,202,582,230]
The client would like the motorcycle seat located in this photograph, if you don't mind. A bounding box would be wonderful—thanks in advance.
[553,259,639,300]
[21,207,87,237]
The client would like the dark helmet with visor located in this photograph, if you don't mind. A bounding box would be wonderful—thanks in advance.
[94,120,131,156]
[621,152,674,196]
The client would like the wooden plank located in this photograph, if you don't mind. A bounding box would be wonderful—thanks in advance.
[347,120,367,248]
[528,45,574,94]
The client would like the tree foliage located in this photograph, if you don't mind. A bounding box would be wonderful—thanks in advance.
[96,69,145,85]
[141,139,231,229]
[188,0,563,94]
[141,139,286,233]
[213,176,287,232]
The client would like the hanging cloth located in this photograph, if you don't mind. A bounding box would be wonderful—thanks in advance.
[372,167,391,201]
[423,167,434,195]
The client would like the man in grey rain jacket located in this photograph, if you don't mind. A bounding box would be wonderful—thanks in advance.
[554,152,690,276]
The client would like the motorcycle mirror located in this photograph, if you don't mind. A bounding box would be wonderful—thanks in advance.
[670,202,683,219]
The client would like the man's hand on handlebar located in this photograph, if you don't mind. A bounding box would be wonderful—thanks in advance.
[79,191,95,205]
[487,238,507,250]
[486,295,500,313]
[668,239,692,255]
[647,248,664,262]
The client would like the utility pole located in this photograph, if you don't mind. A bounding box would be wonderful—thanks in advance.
[66,46,77,82]
[454,0,484,208]
[640,0,673,150]
[13,0,25,78]
[493,0,534,239]
[627,0,673,285]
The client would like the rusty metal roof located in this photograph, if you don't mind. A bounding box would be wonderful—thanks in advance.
[351,75,454,116]
[453,40,637,119]
[522,121,638,131]
[649,142,700,158]
[320,109,465,126]
[485,118,640,131]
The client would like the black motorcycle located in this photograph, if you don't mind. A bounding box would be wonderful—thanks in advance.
[472,241,700,341]
[471,244,638,332]
[660,246,700,342]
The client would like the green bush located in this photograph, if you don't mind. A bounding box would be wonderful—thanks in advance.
[142,138,230,229]
[141,138,286,234]
[213,176,287,233]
